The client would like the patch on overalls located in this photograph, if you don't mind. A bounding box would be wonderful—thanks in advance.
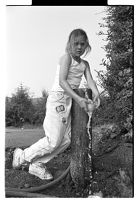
[56,105,65,113]
[62,117,67,123]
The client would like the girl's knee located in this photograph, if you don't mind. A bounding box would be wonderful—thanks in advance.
[50,135,70,150]
[50,138,62,150]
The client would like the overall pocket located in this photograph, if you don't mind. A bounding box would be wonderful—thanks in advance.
[48,92,65,103]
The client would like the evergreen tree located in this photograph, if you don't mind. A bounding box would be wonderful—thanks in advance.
[6,84,34,127]
[98,6,133,129]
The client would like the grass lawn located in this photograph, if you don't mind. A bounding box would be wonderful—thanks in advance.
[5,128,45,148]
[5,124,133,197]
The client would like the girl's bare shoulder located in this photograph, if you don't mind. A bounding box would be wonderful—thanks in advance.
[59,53,72,66]
[82,59,89,67]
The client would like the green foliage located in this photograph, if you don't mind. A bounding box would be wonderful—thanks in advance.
[97,6,133,129]
[6,85,48,127]
[92,93,115,126]
[6,84,35,127]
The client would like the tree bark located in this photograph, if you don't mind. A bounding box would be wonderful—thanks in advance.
[70,88,92,197]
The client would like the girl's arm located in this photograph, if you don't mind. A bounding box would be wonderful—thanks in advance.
[59,54,89,112]
[84,60,100,107]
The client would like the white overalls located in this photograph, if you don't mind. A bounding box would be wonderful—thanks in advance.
[23,57,87,165]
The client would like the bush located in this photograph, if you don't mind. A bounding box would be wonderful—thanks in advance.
[6,85,48,127]
[97,6,133,129]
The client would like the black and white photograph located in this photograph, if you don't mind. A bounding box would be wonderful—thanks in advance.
[4,1,134,198]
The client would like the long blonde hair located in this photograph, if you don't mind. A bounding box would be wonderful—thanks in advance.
[65,29,91,56]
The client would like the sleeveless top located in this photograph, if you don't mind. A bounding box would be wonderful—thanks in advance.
[51,56,87,92]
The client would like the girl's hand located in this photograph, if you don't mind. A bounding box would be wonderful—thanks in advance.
[93,96,100,108]
[77,97,89,113]
[87,99,96,113]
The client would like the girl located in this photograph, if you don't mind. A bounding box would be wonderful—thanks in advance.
[12,28,100,180]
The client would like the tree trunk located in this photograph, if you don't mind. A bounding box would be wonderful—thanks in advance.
[70,88,92,197]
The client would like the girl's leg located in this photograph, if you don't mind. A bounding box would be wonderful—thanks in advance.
[32,114,71,164]
[27,119,71,180]
[13,92,72,167]
[28,93,72,180]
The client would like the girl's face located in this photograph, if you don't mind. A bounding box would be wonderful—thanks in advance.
[70,35,87,58]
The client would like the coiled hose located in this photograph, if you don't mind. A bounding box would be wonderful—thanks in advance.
[5,165,70,197]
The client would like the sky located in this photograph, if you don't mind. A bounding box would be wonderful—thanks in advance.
[6,6,107,97]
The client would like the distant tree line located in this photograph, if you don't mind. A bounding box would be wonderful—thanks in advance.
[6,84,48,127]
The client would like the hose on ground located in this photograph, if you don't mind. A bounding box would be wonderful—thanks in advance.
[6,190,55,198]
[5,165,70,197]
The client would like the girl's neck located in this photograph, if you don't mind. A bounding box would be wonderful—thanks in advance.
[71,54,81,64]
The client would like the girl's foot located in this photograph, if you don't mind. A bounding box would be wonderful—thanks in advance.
[29,163,53,180]
[12,148,25,169]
